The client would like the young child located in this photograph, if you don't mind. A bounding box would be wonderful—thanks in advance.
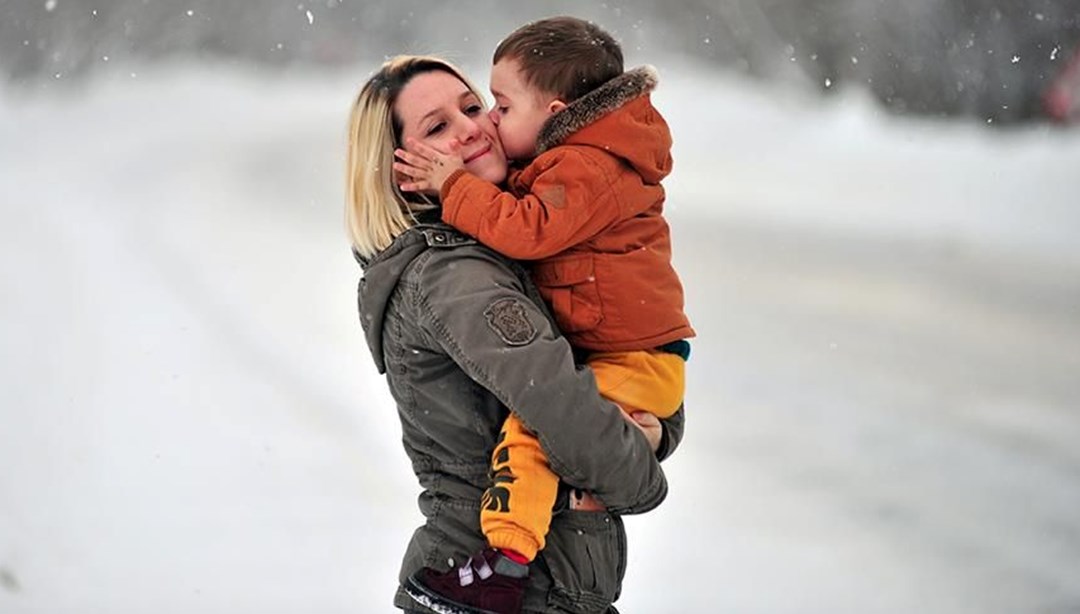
[395,16,694,613]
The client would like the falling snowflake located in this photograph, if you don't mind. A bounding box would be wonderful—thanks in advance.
[306,10,314,24]
[45,0,56,11]
[1011,55,1020,63]
[825,78,832,88]
[1051,47,1060,61]
[186,9,194,16]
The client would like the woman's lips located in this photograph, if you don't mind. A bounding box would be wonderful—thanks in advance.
[464,144,491,163]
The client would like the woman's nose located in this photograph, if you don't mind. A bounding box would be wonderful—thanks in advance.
[488,109,500,125]
[458,118,482,143]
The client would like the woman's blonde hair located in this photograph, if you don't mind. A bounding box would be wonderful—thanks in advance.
[345,55,483,258]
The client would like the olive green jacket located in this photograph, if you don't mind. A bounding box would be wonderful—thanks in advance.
[356,222,684,612]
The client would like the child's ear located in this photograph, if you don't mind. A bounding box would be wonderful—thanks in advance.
[547,99,568,114]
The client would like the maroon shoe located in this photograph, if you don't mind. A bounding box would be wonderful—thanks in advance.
[405,548,528,614]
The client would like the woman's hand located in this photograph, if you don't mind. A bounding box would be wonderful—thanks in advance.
[393,137,466,194]
[623,410,662,453]
[570,411,663,512]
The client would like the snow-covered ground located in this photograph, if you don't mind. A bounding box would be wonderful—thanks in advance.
[1,60,1078,613]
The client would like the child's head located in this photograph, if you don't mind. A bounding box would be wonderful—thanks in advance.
[489,16,623,160]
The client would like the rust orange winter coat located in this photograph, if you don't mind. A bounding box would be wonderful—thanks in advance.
[441,66,694,352]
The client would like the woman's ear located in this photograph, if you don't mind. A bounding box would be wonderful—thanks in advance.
[547,99,568,114]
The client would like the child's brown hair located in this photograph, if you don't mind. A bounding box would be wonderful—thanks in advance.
[493,16,623,103]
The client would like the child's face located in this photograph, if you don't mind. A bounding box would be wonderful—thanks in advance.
[489,58,562,161]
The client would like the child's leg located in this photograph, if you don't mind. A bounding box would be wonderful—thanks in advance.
[480,413,559,562]
[479,350,684,562]
[588,350,686,418]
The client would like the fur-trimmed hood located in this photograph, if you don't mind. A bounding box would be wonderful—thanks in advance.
[535,65,672,184]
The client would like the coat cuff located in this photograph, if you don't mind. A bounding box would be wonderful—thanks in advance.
[655,406,685,462]
[440,170,486,237]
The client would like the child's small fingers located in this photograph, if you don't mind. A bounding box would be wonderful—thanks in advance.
[411,140,444,158]
[394,149,425,167]
[396,159,436,178]
[392,162,418,178]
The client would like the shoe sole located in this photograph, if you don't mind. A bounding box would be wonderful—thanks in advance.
[404,575,501,614]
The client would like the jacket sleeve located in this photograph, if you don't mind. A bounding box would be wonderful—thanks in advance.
[440,149,622,261]
[416,247,667,514]
[656,406,685,462]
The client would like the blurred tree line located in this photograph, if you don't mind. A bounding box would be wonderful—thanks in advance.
[1,0,1077,123]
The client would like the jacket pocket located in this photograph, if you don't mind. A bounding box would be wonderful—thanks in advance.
[538,511,626,613]
[532,254,603,334]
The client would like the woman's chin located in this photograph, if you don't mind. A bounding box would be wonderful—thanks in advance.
[468,161,508,185]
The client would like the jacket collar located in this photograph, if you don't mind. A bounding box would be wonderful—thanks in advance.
[536,65,659,155]
[356,222,475,373]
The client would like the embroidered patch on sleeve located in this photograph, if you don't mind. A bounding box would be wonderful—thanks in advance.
[536,184,566,209]
[484,298,538,346]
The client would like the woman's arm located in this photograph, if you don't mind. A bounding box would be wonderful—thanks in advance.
[416,246,667,515]
[624,408,684,462]
[656,407,685,462]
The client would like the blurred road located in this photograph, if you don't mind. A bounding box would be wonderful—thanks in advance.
[626,216,1080,612]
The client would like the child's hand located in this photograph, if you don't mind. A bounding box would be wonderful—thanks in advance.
[393,138,466,194]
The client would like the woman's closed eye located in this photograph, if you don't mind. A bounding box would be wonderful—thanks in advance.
[464,104,484,116]
[425,121,446,136]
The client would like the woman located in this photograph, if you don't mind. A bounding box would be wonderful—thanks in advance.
[346,55,684,613]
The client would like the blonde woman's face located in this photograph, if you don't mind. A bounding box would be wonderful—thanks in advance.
[396,70,508,185]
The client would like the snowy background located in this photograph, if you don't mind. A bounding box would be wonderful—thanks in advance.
[2,3,1080,613]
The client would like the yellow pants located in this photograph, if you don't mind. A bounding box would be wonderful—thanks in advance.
[479,349,685,560]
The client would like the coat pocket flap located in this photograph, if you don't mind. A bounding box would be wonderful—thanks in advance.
[532,254,594,287]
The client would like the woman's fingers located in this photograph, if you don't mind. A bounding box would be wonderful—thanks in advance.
[629,411,660,428]
[622,410,662,453]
